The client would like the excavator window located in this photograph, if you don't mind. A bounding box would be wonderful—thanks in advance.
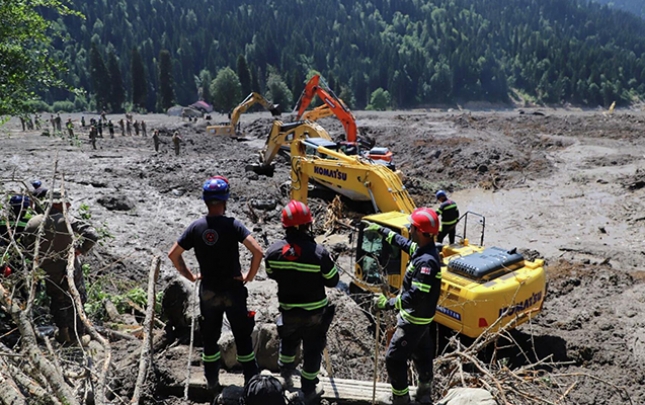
[357,226,402,284]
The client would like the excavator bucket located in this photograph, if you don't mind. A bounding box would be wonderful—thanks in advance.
[269,104,282,117]
[245,163,275,177]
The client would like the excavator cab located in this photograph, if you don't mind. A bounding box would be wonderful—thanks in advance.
[352,211,547,338]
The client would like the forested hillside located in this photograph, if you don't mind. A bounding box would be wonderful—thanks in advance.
[593,0,645,19]
[43,0,645,111]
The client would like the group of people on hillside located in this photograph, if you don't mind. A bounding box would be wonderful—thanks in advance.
[1,169,459,404]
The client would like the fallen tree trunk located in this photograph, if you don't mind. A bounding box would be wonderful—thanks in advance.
[131,256,161,404]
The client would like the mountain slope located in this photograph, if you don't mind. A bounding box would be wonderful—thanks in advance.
[45,0,645,110]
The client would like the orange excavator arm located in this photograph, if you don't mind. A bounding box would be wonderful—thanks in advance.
[293,75,358,143]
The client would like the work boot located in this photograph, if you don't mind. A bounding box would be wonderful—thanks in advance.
[280,368,295,389]
[204,363,221,394]
[302,383,324,405]
[415,382,432,404]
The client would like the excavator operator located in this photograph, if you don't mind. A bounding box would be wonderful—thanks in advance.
[365,207,442,405]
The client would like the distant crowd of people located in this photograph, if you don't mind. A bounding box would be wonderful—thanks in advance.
[17,111,185,155]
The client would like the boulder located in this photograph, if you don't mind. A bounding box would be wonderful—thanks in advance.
[160,276,200,344]
[219,322,301,371]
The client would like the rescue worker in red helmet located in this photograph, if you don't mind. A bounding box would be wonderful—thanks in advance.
[264,200,339,404]
[168,176,263,393]
[363,207,442,405]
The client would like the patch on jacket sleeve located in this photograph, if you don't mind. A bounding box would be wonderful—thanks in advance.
[420,266,432,275]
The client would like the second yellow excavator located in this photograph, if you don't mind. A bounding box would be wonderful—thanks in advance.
[250,121,547,338]
[207,92,281,136]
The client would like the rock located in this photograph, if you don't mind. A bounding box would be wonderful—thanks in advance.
[250,199,278,210]
[219,322,301,371]
[97,194,135,211]
[161,276,201,344]
[436,388,496,405]
[630,329,645,364]
[171,188,185,196]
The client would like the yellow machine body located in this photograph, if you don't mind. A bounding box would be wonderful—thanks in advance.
[355,212,547,338]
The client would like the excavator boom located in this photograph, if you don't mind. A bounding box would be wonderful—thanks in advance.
[207,92,280,136]
[294,75,358,143]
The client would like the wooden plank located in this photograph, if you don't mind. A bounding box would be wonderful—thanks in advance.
[173,366,418,404]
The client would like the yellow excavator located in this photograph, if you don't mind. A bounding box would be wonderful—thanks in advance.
[251,122,547,338]
[301,104,334,122]
[207,92,281,136]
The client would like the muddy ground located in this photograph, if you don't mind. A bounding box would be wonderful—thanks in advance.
[1,107,644,405]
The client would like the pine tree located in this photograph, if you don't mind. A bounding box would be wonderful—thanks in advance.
[90,42,110,112]
[107,50,125,112]
[250,63,261,93]
[157,50,175,112]
[199,69,212,104]
[131,47,147,111]
[237,55,252,96]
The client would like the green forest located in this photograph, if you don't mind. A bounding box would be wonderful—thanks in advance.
[35,0,645,111]
[593,0,645,19]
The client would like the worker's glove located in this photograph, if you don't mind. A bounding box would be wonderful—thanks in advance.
[373,294,394,311]
[362,221,382,233]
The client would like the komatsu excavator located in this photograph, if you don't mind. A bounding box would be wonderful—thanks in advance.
[252,122,547,338]
[207,92,281,136]
[294,75,394,164]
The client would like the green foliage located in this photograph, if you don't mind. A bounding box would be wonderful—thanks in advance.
[85,275,163,322]
[73,95,88,111]
[90,42,110,111]
[157,50,175,112]
[237,55,252,96]
[367,88,391,111]
[131,47,147,110]
[30,0,645,109]
[266,72,293,112]
[107,50,125,112]
[52,101,75,113]
[25,100,52,113]
[0,0,81,115]
[78,203,91,220]
[210,67,242,113]
[197,69,212,104]
[338,85,356,109]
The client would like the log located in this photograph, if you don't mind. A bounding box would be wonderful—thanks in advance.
[0,282,79,405]
[130,256,160,404]
[61,192,111,405]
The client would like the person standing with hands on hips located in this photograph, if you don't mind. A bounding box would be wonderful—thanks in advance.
[168,176,263,393]
[364,207,442,405]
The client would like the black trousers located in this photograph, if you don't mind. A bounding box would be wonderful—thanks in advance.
[385,320,435,397]
[437,224,456,244]
[199,284,258,382]
[277,305,334,394]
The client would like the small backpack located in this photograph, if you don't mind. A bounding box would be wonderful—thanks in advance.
[241,373,286,405]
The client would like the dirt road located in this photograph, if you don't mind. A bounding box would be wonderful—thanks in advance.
[1,107,644,404]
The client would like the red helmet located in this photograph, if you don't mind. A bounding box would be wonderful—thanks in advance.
[281,200,313,228]
[408,207,439,235]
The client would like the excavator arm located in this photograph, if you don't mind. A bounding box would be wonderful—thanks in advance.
[293,75,358,143]
[207,92,280,136]
[301,104,334,121]
[288,139,415,214]
[258,121,333,169]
